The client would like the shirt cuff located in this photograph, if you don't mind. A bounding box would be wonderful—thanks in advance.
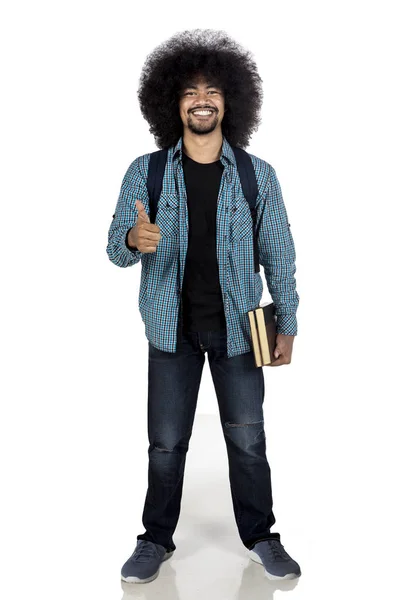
[276,314,298,336]
[125,229,139,252]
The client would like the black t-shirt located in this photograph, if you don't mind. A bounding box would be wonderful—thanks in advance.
[181,150,227,332]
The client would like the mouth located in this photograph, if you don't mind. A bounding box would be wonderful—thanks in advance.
[191,109,215,118]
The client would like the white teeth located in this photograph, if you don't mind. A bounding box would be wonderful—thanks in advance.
[193,110,213,115]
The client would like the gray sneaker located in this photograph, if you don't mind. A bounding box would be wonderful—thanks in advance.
[248,539,301,580]
[121,539,174,583]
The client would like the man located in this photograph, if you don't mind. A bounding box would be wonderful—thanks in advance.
[107,29,301,583]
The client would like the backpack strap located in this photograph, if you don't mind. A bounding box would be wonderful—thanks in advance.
[232,147,260,273]
[146,146,260,273]
[146,149,168,225]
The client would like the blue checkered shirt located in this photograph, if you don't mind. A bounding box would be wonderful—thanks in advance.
[106,135,300,358]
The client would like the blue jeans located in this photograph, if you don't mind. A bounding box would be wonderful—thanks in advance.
[136,323,280,552]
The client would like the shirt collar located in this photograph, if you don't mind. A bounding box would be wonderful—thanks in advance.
[172,135,235,167]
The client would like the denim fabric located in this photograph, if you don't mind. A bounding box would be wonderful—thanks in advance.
[136,315,280,552]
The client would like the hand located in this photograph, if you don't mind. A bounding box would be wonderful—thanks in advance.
[268,333,295,366]
[128,200,162,253]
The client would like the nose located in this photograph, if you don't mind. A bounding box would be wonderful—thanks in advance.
[195,91,214,105]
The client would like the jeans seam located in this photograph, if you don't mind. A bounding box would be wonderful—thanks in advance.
[231,484,243,527]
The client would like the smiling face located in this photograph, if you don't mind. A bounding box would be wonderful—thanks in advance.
[178,74,225,136]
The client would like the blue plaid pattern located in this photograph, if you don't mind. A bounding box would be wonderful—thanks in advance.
[106,135,299,358]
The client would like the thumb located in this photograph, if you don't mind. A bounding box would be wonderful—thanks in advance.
[136,199,150,223]
[274,347,281,359]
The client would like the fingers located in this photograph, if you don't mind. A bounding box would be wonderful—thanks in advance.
[269,355,290,366]
[268,357,283,366]
[136,199,150,223]
[134,199,162,253]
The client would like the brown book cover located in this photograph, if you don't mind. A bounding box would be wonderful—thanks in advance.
[247,302,277,367]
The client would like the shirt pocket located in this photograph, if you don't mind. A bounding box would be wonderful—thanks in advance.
[155,193,179,238]
[231,194,253,240]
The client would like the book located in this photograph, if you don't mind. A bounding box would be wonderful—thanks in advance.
[247,301,277,367]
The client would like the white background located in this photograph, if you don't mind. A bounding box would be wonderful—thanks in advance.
[1,1,399,599]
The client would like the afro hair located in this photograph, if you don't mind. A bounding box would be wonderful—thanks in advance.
[137,29,264,149]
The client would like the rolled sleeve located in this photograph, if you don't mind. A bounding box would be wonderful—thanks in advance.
[257,164,300,335]
[106,155,150,268]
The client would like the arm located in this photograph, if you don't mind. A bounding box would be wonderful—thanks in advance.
[106,155,149,268]
[257,164,300,335]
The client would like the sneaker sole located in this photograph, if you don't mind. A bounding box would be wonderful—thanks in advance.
[121,549,174,583]
[248,550,301,581]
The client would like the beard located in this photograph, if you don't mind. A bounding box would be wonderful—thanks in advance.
[187,111,219,135]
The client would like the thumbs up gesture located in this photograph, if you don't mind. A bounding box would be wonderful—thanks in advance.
[127,200,162,253]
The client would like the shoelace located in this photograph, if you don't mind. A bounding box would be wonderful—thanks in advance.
[132,542,160,563]
[268,540,291,562]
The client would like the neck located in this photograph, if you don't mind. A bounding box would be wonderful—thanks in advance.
[182,129,223,164]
